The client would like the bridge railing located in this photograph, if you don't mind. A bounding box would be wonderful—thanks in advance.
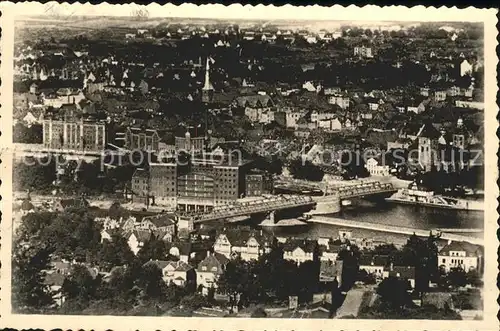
[190,195,315,222]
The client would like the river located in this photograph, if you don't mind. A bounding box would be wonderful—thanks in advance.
[260,198,484,247]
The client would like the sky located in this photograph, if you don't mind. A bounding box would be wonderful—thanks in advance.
[0,2,493,22]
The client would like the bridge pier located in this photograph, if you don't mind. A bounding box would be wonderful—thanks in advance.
[269,211,276,224]
[309,195,341,215]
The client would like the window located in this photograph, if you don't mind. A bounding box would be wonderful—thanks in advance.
[201,266,207,271]
[442,258,445,263]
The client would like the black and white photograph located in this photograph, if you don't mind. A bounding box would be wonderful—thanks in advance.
[0,2,497,330]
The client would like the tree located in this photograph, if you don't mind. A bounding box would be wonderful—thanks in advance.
[137,262,164,300]
[372,244,399,257]
[137,237,168,264]
[288,158,324,181]
[447,267,467,288]
[11,244,55,312]
[466,269,482,287]
[337,244,361,291]
[13,157,56,193]
[61,264,100,303]
[97,234,136,271]
[400,233,439,296]
[179,293,209,311]
[340,150,370,180]
[42,208,102,262]
[376,276,412,310]
[218,256,265,304]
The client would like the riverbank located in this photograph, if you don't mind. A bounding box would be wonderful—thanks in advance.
[308,216,483,246]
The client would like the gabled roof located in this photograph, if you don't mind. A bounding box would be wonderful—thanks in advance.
[417,123,441,139]
[439,241,482,257]
[283,239,317,253]
[143,214,175,228]
[197,252,229,273]
[217,228,273,247]
[234,94,274,108]
[131,229,152,243]
[319,244,341,254]
[385,266,416,279]
[146,259,193,272]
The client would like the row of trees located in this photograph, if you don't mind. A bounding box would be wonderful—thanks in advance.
[13,155,136,196]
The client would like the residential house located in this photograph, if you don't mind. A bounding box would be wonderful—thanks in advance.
[327,95,350,109]
[433,90,447,102]
[438,241,483,273]
[23,110,43,126]
[285,109,307,129]
[359,254,389,278]
[420,87,430,97]
[234,95,274,123]
[383,265,416,289]
[317,118,342,132]
[318,241,341,262]
[310,110,336,123]
[366,98,385,111]
[460,59,473,77]
[354,46,373,58]
[147,260,196,287]
[319,260,343,285]
[447,86,461,97]
[302,81,317,92]
[169,240,213,263]
[139,214,176,233]
[213,229,274,261]
[283,239,318,265]
[365,157,390,176]
[323,87,342,96]
[196,251,229,295]
[127,230,152,255]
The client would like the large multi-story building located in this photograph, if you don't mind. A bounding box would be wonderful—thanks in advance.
[125,127,160,152]
[245,169,273,197]
[149,162,178,206]
[132,153,252,211]
[42,112,106,152]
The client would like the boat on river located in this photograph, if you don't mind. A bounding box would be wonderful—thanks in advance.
[386,183,484,211]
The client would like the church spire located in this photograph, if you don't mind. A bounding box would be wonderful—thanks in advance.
[203,57,214,91]
[202,57,214,103]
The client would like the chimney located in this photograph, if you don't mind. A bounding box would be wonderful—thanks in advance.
[390,262,394,271]
[207,250,211,257]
